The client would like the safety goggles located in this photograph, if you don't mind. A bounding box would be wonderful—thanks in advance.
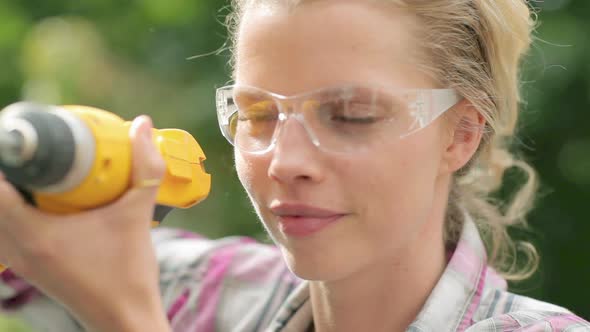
[215,84,461,154]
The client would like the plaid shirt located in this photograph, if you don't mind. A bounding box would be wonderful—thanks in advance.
[1,217,588,331]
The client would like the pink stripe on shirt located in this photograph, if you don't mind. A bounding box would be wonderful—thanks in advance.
[457,265,487,331]
[167,288,190,321]
[193,241,246,331]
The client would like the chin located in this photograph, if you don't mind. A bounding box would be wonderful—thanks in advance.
[278,245,358,282]
[286,263,334,281]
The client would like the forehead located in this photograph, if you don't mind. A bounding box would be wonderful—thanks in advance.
[235,0,435,95]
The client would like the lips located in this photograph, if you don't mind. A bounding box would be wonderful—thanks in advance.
[269,202,346,237]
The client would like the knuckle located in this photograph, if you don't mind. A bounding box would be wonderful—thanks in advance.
[101,200,134,222]
[0,210,10,224]
[0,185,26,220]
[8,255,28,277]
[0,195,12,220]
[151,154,167,178]
[19,232,55,264]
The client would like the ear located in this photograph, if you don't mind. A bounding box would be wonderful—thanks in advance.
[440,99,486,175]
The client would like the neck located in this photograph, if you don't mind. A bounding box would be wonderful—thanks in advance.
[308,181,450,332]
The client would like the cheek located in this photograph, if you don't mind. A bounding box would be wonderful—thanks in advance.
[235,151,256,198]
[359,134,443,239]
[235,150,270,205]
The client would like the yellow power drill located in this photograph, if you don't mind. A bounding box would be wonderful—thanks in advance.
[0,102,212,271]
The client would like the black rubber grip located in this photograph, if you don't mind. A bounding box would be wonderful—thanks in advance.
[153,204,174,224]
[0,106,76,189]
[12,185,37,206]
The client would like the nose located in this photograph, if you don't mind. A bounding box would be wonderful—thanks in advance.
[267,116,324,185]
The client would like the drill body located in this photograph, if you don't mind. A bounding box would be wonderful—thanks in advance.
[0,102,211,223]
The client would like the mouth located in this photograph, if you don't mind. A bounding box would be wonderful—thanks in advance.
[269,202,347,237]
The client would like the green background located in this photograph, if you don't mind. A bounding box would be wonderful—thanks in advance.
[0,0,588,330]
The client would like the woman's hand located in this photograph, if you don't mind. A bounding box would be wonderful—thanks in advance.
[0,116,171,332]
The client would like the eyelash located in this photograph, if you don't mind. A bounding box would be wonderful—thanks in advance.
[330,115,379,124]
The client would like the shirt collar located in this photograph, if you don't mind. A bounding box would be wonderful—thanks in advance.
[408,215,507,331]
[267,214,507,332]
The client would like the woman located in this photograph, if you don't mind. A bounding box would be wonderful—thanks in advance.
[0,0,587,331]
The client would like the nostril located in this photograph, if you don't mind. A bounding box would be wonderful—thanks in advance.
[267,141,322,184]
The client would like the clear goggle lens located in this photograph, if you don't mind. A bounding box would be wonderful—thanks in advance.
[216,85,461,154]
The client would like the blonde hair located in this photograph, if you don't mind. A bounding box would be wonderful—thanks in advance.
[226,0,539,281]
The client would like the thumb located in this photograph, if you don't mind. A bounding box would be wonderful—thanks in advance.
[121,115,167,205]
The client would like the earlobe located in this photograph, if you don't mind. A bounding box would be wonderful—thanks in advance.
[442,100,486,174]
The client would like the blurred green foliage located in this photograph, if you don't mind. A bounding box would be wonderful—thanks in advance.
[0,0,588,330]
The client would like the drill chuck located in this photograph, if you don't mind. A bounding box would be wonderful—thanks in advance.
[0,127,26,165]
[0,102,95,193]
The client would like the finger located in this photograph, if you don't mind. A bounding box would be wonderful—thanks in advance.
[0,178,46,269]
[0,178,38,222]
[116,116,166,207]
[0,181,20,261]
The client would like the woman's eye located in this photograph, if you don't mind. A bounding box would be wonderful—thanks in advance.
[322,101,381,125]
[330,115,379,124]
[238,113,277,122]
[237,100,278,121]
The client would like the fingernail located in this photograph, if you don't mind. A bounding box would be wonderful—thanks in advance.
[142,116,153,142]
